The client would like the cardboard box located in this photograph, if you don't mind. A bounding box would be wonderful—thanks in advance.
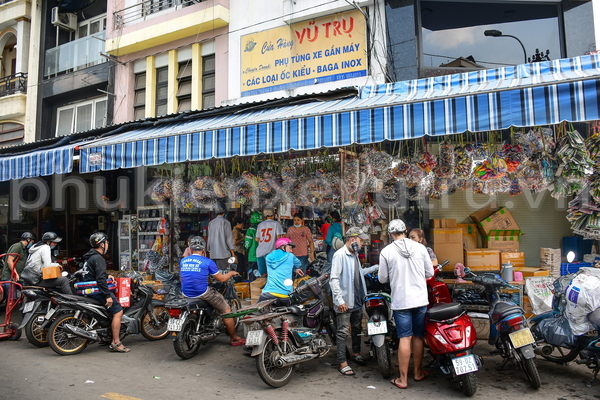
[457,223,478,249]
[484,230,521,251]
[431,219,457,228]
[116,277,131,307]
[42,265,62,280]
[464,249,501,271]
[469,202,500,227]
[514,267,550,277]
[250,278,267,303]
[478,208,520,236]
[432,228,464,270]
[523,295,533,318]
[501,252,525,268]
[234,282,250,299]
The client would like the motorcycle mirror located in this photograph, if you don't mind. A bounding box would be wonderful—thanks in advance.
[283,279,293,287]
[61,271,68,277]
[567,251,576,263]
[228,257,236,264]
[53,250,59,257]
[253,269,262,278]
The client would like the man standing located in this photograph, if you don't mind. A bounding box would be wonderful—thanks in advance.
[180,236,245,346]
[257,238,303,306]
[206,203,236,271]
[255,208,284,276]
[21,232,71,295]
[244,212,263,283]
[232,217,246,279]
[82,232,130,352]
[1,232,36,300]
[330,227,377,376]
[378,219,434,390]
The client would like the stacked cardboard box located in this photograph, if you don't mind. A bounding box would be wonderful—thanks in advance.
[431,225,464,271]
[464,249,501,271]
[501,252,525,268]
[250,278,267,303]
[457,223,478,249]
[431,219,458,228]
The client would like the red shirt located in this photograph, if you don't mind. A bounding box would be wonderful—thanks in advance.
[287,226,312,257]
[320,223,331,240]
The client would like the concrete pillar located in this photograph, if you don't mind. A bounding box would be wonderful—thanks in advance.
[594,0,600,52]
[167,49,178,115]
[214,34,228,107]
[145,56,156,118]
[24,0,41,143]
[15,17,31,73]
[191,43,202,111]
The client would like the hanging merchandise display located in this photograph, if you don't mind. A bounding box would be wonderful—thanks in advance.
[552,129,594,198]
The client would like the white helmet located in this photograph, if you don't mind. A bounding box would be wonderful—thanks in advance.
[388,219,406,234]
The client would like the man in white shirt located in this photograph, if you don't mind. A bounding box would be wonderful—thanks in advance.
[206,203,236,271]
[379,219,434,390]
[255,208,284,275]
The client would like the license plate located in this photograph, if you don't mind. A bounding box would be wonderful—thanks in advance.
[44,308,55,320]
[246,330,265,346]
[452,354,478,375]
[509,328,535,348]
[23,302,34,313]
[367,321,388,336]
[167,318,184,332]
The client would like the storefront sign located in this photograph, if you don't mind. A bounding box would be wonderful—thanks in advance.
[88,152,103,167]
[241,9,367,97]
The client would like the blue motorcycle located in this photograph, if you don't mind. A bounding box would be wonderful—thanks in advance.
[530,273,600,387]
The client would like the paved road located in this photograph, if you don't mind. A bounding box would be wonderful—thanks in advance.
[1,310,598,400]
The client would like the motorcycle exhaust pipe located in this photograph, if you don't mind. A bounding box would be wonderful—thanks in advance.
[63,323,100,342]
[200,333,217,342]
[533,344,553,357]
[275,353,319,367]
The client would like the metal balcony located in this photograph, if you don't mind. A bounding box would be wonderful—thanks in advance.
[114,0,206,29]
[0,72,27,97]
[44,31,106,78]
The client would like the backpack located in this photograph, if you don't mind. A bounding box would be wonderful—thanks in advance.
[332,232,344,251]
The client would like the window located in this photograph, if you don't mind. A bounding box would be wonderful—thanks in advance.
[0,122,24,146]
[76,14,107,39]
[177,61,192,112]
[56,97,108,136]
[202,55,215,109]
[134,72,146,120]
[155,67,168,117]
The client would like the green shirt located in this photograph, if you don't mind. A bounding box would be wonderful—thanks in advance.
[2,242,28,280]
[244,226,259,262]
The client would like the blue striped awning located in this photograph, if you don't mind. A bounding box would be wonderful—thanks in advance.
[80,55,600,173]
[0,142,82,182]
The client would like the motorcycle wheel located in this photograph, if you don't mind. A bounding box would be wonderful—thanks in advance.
[541,346,579,363]
[8,322,21,341]
[521,358,541,389]
[375,342,392,379]
[227,297,242,330]
[174,315,201,360]
[256,335,294,388]
[25,313,49,347]
[460,372,477,397]
[48,314,89,356]
[141,306,169,341]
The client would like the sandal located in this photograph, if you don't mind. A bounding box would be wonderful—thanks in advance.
[109,342,131,353]
[414,370,429,381]
[338,365,355,376]
[390,378,407,389]
[231,338,246,347]
[350,354,367,366]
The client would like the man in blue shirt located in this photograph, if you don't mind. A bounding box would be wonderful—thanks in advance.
[180,236,245,346]
[257,237,304,306]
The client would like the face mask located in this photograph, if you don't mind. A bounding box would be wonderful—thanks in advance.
[27,242,33,249]
[351,241,360,253]
[294,224,302,228]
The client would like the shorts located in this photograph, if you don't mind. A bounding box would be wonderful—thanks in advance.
[91,292,123,314]
[214,258,230,272]
[393,306,427,338]
[198,286,229,313]
[257,292,291,307]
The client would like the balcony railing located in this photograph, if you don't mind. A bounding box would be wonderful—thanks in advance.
[44,31,106,78]
[0,72,27,97]
[114,0,206,29]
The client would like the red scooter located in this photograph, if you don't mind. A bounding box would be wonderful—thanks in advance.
[424,262,481,397]
[0,253,23,341]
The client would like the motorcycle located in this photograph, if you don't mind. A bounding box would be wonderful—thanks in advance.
[530,272,600,387]
[165,275,242,360]
[237,274,336,388]
[427,260,452,308]
[472,273,541,389]
[46,272,169,356]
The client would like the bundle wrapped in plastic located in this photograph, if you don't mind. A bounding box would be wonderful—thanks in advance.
[564,268,600,335]
[502,143,525,173]
[454,146,473,179]
[554,130,594,196]
[151,179,172,202]
[436,141,455,178]
[532,315,577,349]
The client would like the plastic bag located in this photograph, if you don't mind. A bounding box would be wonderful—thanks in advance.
[565,270,600,335]
[525,277,554,315]
[533,315,577,349]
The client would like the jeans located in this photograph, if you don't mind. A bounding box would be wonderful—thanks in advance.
[327,246,336,264]
[296,255,309,276]
[393,306,427,338]
[335,308,363,363]
[38,277,73,295]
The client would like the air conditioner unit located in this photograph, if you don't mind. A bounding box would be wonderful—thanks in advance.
[51,7,77,31]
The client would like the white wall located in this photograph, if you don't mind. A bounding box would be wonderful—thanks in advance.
[227,0,387,105]
[594,0,600,53]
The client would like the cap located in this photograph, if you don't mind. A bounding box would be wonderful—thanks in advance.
[388,219,407,234]
[346,227,369,240]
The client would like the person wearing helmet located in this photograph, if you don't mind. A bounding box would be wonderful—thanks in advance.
[206,203,236,271]
[330,227,378,376]
[255,208,284,275]
[180,236,245,346]
[1,232,36,301]
[257,237,303,306]
[81,232,130,352]
[244,211,263,283]
[21,232,71,294]
[379,220,434,389]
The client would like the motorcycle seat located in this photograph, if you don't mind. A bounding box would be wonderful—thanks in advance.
[426,302,464,321]
[60,294,104,306]
[491,302,524,324]
[178,298,210,309]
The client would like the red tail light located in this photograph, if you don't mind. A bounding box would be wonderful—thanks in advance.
[366,298,385,308]
[169,308,181,318]
[444,326,464,344]
[455,352,467,358]
[506,315,525,327]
